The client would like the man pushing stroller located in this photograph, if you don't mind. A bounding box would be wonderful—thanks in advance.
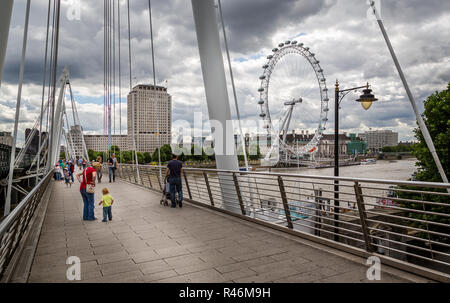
[166,154,183,208]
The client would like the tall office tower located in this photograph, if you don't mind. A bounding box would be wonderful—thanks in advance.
[127,84,172,153]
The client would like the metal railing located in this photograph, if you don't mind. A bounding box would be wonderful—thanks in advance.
[0,171,53,280]
[115,164,450,281]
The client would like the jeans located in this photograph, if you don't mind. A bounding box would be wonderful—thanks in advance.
[102,206,112,221]
[169,176,183,207]
[80,188,95,220]
[97,169,102,183]
[108,167,116,182]
[69,172,74,182]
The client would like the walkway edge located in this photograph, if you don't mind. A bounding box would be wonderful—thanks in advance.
[119,179,447,283]
[1,180,54,283]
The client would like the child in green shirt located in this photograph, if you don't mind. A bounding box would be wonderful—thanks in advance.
[99,187,114,222]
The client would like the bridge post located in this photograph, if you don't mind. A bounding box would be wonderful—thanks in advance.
[191,0,241,214]
[354,182,374,252]
[183,171,192,200]
[203,172,214,207]
[278,176,294,229]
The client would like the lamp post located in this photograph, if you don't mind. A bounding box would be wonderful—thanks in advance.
[334,80,378,241]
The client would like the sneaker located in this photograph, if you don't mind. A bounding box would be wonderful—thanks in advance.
[179,201,183,208]
[102,219,107,222]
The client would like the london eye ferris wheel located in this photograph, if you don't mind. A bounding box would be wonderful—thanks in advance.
[257,40,329,164]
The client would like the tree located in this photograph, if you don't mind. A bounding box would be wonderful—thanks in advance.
[396,83,450,243]
[109,145,120,156]
[412,83,450,182]
[88,149,96,161]
[143,152,152,164]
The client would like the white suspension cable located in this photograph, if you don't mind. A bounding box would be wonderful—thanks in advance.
[148,0,162,177]
[217,0,249,171]
[118,0,123,164]
[127,0,141,183]
[36,0,52,183]
[5,0,31,217]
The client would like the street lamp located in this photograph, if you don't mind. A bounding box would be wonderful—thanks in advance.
[334,80,377,241]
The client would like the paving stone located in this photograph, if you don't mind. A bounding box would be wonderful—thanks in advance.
[28,180,410,283]
[139,259,172,275]
[141,269,179,282]
[100,259,139,276]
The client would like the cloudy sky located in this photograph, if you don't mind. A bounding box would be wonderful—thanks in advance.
[1,0,449,147]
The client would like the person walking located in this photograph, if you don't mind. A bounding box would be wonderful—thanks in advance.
[82,158,87,169]
[107,153,118,183]
[77,158,82,170]
[166,154,183,208]
[68,160,75,183]
[93,155,103,183]
[76,162,97,221]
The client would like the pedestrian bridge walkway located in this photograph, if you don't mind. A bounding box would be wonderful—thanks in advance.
[21,179,422,283]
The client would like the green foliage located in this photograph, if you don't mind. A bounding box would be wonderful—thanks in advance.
[60,151,65,160]
[382,145,414,153]
[396,83,450,243]
[143,152,152,163]
[412,83,450,182]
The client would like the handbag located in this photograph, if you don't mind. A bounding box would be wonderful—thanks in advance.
[84,168,96,194]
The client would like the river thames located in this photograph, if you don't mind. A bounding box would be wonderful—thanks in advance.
[271,158,418,181]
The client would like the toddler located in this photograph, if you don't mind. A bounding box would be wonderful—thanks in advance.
[99,187,114,222]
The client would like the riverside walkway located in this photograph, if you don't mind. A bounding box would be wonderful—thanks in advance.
[24,179,426,283]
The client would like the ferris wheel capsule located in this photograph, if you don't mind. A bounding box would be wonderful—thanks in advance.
[258,87,264,92]
[259,75,266,80]
[272,48,278,52]
[267,55,273,59]
[278,43,284,48]
[262,64,269,69]
[285,40,291,45]
[291,41,297,44]
[258,100,264,105]
[260,113,266,118]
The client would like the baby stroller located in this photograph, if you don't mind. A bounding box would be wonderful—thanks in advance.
[160,176,180,207]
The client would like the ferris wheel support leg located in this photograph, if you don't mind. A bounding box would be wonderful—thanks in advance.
[192,0,240,213]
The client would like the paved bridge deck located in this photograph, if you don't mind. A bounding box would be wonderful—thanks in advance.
[27,179,424,283]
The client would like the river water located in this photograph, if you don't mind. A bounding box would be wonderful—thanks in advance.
[270,158,418,181]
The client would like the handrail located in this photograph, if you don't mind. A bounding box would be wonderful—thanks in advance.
[0,171,53,279]
[136,164,450,189]
[117,163,450,281]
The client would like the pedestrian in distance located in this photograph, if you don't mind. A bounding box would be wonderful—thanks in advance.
[64,168,71,187]
[68,160,75,182]
[166,154,183,208]
[99,187,114,222]
[53,164,61,181]
[93,156,103,183]
[107,153,118,183]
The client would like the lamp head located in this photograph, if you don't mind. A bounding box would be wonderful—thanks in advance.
[356,83,378,110]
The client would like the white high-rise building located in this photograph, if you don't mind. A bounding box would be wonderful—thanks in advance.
[84,134,128,153]
[82,84,172,155]
[127,84,172,153]
[359,130,398,152]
